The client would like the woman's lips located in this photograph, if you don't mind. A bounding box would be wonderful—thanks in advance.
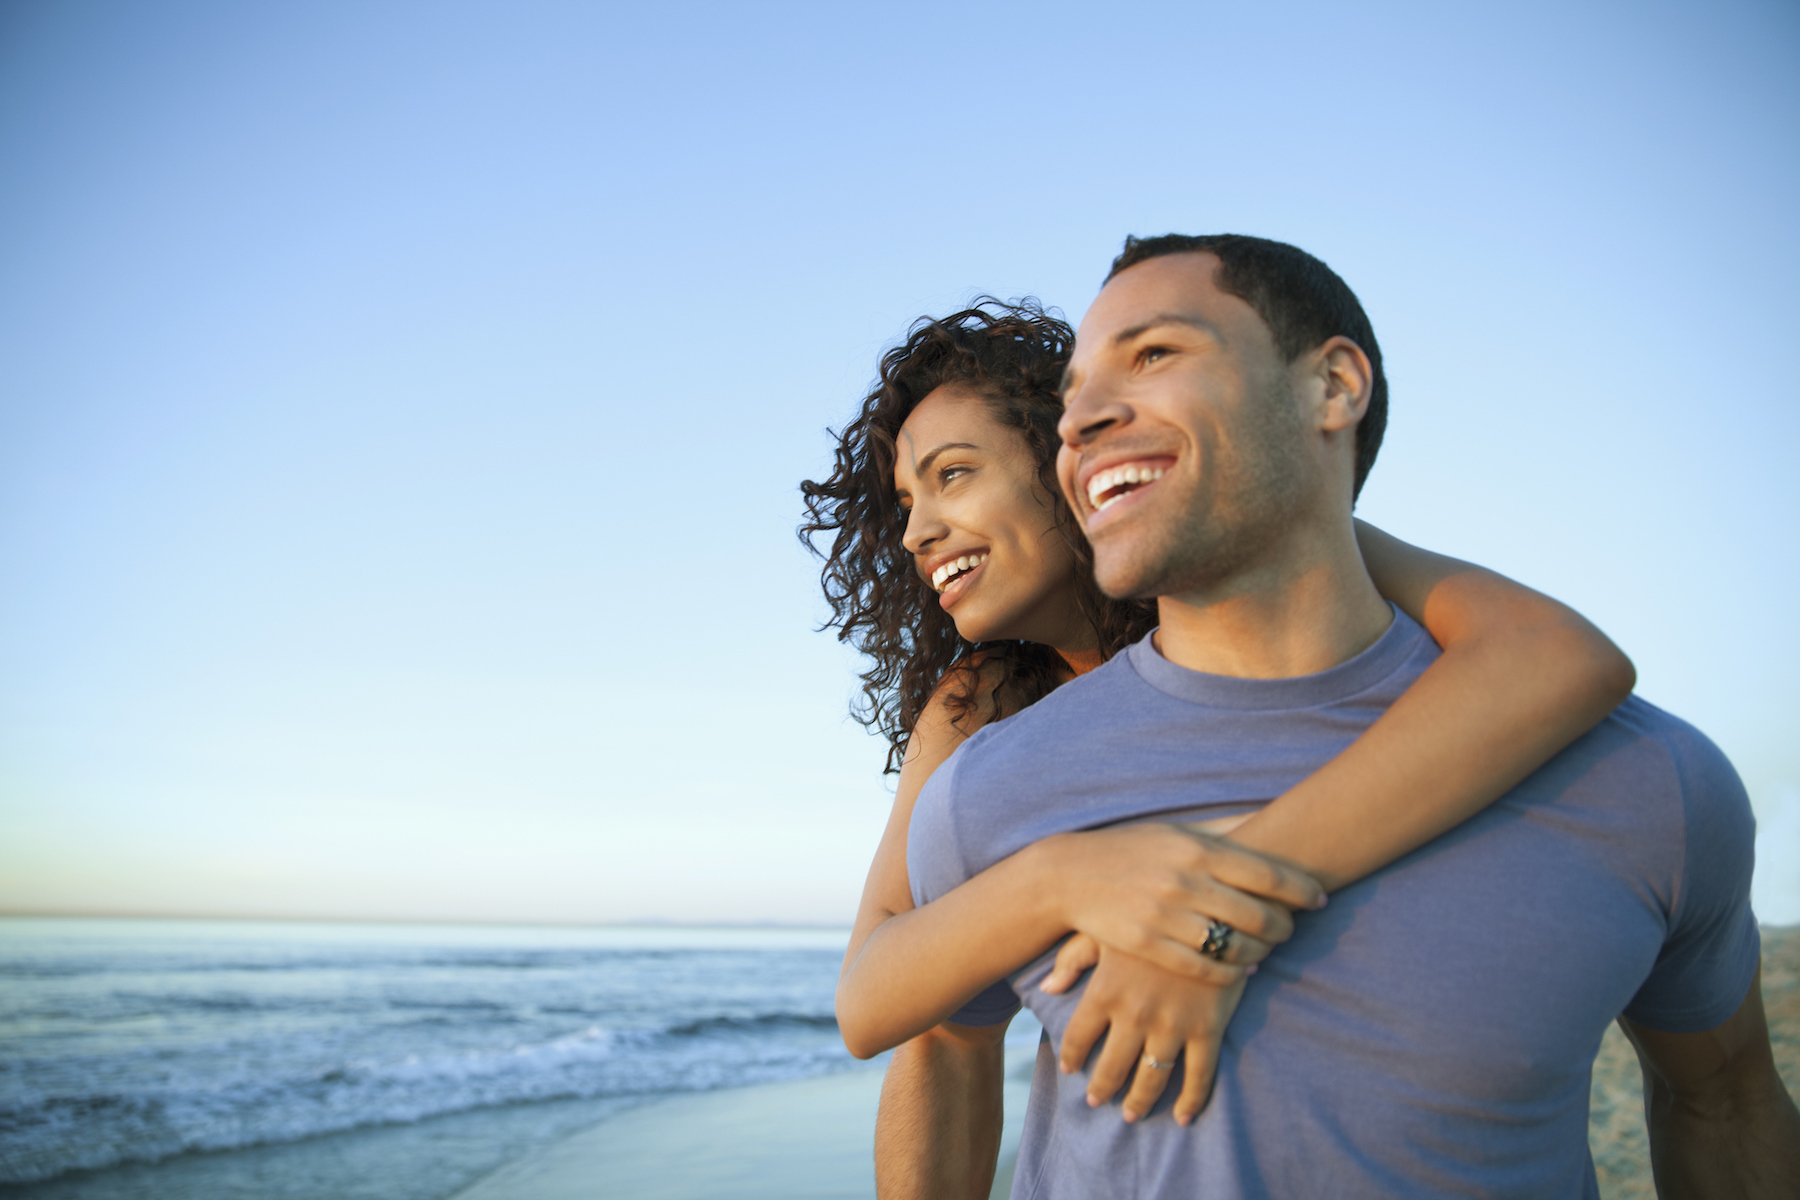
[931,552,988,592]
[937,556,987,609]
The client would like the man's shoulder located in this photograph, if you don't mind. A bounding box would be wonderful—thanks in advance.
[1595,695,1747,808]
[907,651,1161,906]
[951,648,1151,769]
[1557,695,1755,918]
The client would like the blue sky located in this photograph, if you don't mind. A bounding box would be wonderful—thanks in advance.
[2,0,1796,924]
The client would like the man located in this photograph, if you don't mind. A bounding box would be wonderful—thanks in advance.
[890,235,1799,1197]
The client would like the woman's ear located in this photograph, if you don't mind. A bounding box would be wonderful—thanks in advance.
[1316,336,1373,432]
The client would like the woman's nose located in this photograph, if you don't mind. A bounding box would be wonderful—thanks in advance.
[901,499,948,556]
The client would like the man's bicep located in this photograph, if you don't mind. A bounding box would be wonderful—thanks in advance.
[1620,966,1778,1101]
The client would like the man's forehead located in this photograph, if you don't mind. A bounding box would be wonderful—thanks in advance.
[1079,252,1232,338]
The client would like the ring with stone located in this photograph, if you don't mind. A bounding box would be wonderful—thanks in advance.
[1142,1054,1174,1071]
[1198,919,1234,961]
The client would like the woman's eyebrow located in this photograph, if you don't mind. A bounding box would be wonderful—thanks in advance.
[914,442,979,477]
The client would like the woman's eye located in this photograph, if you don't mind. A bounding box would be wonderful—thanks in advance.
[939,465,971,484]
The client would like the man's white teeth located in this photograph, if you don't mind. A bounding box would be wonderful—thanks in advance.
[931,553,988,592]
[1086,464,1166,510]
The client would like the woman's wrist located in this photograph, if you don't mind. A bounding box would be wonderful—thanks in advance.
[1014,832,1081,934]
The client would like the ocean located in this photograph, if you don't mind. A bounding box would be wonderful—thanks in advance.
[0,916,895,1198]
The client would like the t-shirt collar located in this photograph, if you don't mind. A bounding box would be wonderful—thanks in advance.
[1126,603,1428,710]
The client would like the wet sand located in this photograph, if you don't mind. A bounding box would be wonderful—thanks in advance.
[450,928,1798,1200]
[448,1064,1033,1200]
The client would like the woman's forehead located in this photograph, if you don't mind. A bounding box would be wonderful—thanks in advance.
[898,386,1003,457]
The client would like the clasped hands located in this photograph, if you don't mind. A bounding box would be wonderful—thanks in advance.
[1032,821,1324,1126]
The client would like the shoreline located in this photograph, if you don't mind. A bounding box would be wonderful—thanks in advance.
[448,1064,1033,1200]
[6,929,1791,1200]
[452,928,1798,1200]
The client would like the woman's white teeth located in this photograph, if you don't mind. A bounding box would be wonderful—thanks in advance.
[931,553,988,591]
[1087,465,1166,510]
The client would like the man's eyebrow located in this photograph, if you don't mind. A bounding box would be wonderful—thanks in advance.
[1061,312,1223,395]
[1112,312,1224,346]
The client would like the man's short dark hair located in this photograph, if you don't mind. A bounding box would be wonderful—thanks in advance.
[1107,234,1387,499]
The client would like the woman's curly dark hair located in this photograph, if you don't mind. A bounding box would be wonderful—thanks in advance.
[800,298,1156,773]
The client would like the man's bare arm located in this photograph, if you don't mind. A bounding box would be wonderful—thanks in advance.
[874,1020,1008,1200]
[1619,967,1800,1199]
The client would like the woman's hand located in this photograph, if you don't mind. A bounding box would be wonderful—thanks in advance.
[1041,822,1321,983]
[1041,938,1248,1125]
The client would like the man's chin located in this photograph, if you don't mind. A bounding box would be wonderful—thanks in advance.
[1091,549,1169,603]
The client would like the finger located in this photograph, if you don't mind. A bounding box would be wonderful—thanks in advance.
[1041,934,1101,995]
[1084,1018,1146,1110]
[1173,1034,1223,1126]
[1140,934,1251,983]
[1189,880,1295,945]
[1121,1042,1181,1123]
[1215,929,1271,967]
[1057,995,1111,1075]
[1185,833,1325,911]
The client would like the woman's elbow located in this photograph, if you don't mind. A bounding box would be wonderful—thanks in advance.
[834,994,884,1060]
[1554,617,1636,713]
[1577,623,1636,707]
[840,1026,884,1061]
[1600,644,1637,706]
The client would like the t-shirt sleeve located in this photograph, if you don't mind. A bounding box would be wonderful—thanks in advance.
[906,742,1023,1027]
[1621,726,1762,1033]
[907,747,968,909]
[945,979,1023,1027]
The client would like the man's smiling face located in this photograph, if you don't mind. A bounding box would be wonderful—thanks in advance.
[1056,252,1314,601]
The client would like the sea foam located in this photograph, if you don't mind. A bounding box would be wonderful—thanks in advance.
[0,919,854,1185]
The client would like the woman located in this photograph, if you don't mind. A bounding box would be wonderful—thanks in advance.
[800,300,1634,1136]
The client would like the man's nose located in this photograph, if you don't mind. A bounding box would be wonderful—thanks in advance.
[1058,376,1131,448]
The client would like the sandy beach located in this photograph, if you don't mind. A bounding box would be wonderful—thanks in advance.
[451,928,1798,1200]
[448,1053,1037,1200]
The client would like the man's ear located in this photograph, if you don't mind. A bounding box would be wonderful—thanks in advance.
[1314,336,1373,432]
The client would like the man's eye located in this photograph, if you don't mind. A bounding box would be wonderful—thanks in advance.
[1138,346,1171,367]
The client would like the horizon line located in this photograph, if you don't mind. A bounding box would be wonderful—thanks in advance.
[0,907,854,931]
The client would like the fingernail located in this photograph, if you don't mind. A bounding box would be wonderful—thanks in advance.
[1122,1109,1138,1123]
[1087,1094,1101,1108]
[1176,1113,1191,1127]
[1313,893,1329,909]
[1247,964,1258,975]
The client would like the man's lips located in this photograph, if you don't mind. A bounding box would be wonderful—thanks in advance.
[1079,456,1177,514]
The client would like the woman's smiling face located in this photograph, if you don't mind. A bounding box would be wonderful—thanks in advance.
[894,386,1091,651]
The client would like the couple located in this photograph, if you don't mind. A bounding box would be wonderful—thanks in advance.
[801,235,1798,1198]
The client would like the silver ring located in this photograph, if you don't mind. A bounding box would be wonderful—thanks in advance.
[1198,920,1234,961]
[1142,1054,1174,1071]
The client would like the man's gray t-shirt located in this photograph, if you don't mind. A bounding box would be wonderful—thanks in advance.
[908,610,1759,1199]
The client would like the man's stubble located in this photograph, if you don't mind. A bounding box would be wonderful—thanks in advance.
[1091,373,1314,604]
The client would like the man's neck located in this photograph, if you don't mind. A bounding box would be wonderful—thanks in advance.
[1153,518,1391,679]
